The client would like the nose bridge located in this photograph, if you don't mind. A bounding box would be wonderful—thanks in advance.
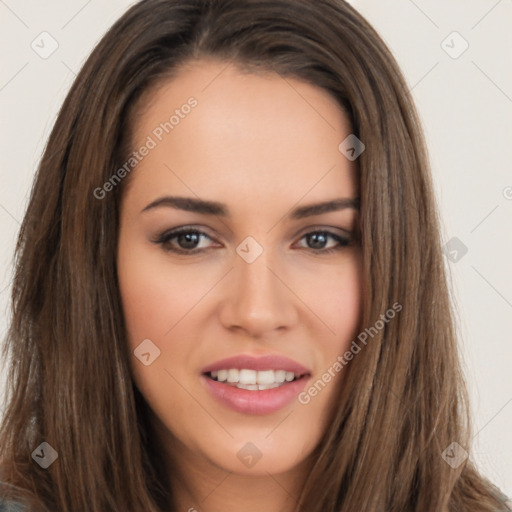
[237,239,277,297]
[219,236,297,335]
[235,237,283,309]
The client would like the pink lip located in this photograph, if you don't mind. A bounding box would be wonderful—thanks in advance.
[201,354,311,375]
[201,374,311,415]
[200,353,311,415]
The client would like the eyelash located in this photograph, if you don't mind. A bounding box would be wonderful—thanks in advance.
[153,226,353,255]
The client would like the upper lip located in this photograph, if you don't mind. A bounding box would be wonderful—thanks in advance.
[201,354,311,376]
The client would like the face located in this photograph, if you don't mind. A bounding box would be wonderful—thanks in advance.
[117,58,362,478]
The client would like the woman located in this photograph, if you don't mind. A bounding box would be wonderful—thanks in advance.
[0,0,509,510]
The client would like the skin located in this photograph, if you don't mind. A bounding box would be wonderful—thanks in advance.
[117,58,363,512]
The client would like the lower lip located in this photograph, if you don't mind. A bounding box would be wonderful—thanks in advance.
[201,374,310,415]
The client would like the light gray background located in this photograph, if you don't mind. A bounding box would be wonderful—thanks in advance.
[1,0,511,497]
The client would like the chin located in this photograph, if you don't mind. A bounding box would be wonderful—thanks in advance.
[201,430,314,476]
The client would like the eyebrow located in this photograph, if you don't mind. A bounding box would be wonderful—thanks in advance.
[141,195,360,219]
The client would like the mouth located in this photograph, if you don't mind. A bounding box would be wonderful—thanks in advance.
[200,354,311,414]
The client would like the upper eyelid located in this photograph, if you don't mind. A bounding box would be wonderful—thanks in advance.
[157,224,353,236]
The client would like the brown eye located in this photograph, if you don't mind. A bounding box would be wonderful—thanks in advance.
[154,228,215,254]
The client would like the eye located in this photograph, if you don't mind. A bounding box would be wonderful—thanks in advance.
[153,227,354,255]
[295,230,352,254]
[153,227,216,254]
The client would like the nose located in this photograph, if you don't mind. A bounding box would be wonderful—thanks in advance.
[218,246,298,338]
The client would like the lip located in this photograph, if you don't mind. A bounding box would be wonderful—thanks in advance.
[201,354,311,375]
[200,353,311,415]
[201,374,311,415]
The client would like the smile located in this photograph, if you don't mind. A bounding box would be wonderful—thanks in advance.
[200,354,311,414]
[206,368,302,390]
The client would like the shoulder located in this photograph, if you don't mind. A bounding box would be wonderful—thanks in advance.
[0,501,27,512]
[0,484,28,512]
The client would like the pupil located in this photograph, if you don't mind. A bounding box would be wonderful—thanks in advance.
[179,232,199,249]
[309,233,326,249]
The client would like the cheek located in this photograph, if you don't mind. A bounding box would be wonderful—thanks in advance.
[117,243,196,420]
[117,240,209,345]
[299,255,363,412]
[116,237,223,401]
[331,260,363,341]
[303,252,363,347]
[328,258,364,380]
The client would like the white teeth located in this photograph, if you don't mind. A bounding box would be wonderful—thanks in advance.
[237,384,259,390]
[227,369,239,382]
[208,368,302,387]
[256,370,275,385]
[274,370,286,383]
[236,383,281,390]
[239,369,257,385]
[258,383,280,390]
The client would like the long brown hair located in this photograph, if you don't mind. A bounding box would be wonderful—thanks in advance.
[0,1,507,510]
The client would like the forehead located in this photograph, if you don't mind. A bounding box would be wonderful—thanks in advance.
[125,58,358,210]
